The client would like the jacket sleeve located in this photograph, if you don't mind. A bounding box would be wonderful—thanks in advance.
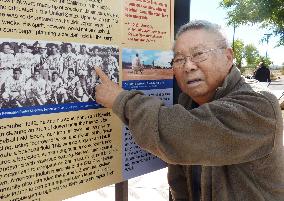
[112,90,278,166]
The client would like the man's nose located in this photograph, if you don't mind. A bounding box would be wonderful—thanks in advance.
[183,57,198,72]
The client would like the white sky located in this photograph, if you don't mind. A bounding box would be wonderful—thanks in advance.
[190,0,284,66]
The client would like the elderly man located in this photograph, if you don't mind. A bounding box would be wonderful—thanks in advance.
[95,20,283,201]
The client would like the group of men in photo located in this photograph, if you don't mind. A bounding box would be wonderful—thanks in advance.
[0,41,119,108]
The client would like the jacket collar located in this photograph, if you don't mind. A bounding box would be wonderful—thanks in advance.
[213,65,243,100]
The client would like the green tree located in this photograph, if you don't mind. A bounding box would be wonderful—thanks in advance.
[244,44,260,67]
[220,0,284,46]
[256,56,272,67]
[233,39,245,69]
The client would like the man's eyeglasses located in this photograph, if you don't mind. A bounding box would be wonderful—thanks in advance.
[172,48,225,68]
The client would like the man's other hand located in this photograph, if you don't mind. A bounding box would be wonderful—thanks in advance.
[95,67,124,108]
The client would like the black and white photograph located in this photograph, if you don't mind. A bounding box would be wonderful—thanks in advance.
[0,39,119,109]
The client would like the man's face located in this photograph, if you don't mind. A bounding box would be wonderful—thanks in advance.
[39,48,46,54]
[20,45,28,53]
[13,71,21,80]
[51,46,58,55]
[66,45,72,53]
[68,70,74,78]
[52,73,58,81]
[173,29,233,104]
[81,46,87,54]
[34,72,40,81]
[3,45,11,54]
[94,49,98,55]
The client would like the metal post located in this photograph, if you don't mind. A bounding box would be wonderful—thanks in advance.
[172,0,191,198]
[264,33,272,58]
[173,0,191,104]
[115,181,128,201]
[232,23,236,52]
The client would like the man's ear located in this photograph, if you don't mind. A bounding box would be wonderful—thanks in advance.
[225,48,234,68]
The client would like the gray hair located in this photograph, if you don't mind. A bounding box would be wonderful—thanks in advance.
[176,20,229,48]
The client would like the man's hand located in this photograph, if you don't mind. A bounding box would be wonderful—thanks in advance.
[95,67,124,108]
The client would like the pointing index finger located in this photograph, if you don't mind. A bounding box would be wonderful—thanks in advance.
[95,67,109,82]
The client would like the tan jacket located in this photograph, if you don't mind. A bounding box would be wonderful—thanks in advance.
[113,66,284,201]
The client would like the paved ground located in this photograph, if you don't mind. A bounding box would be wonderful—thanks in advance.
[269,74,284,91]
[64,168,169,201]
[255,74,284,108]
[268,75,284,110]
